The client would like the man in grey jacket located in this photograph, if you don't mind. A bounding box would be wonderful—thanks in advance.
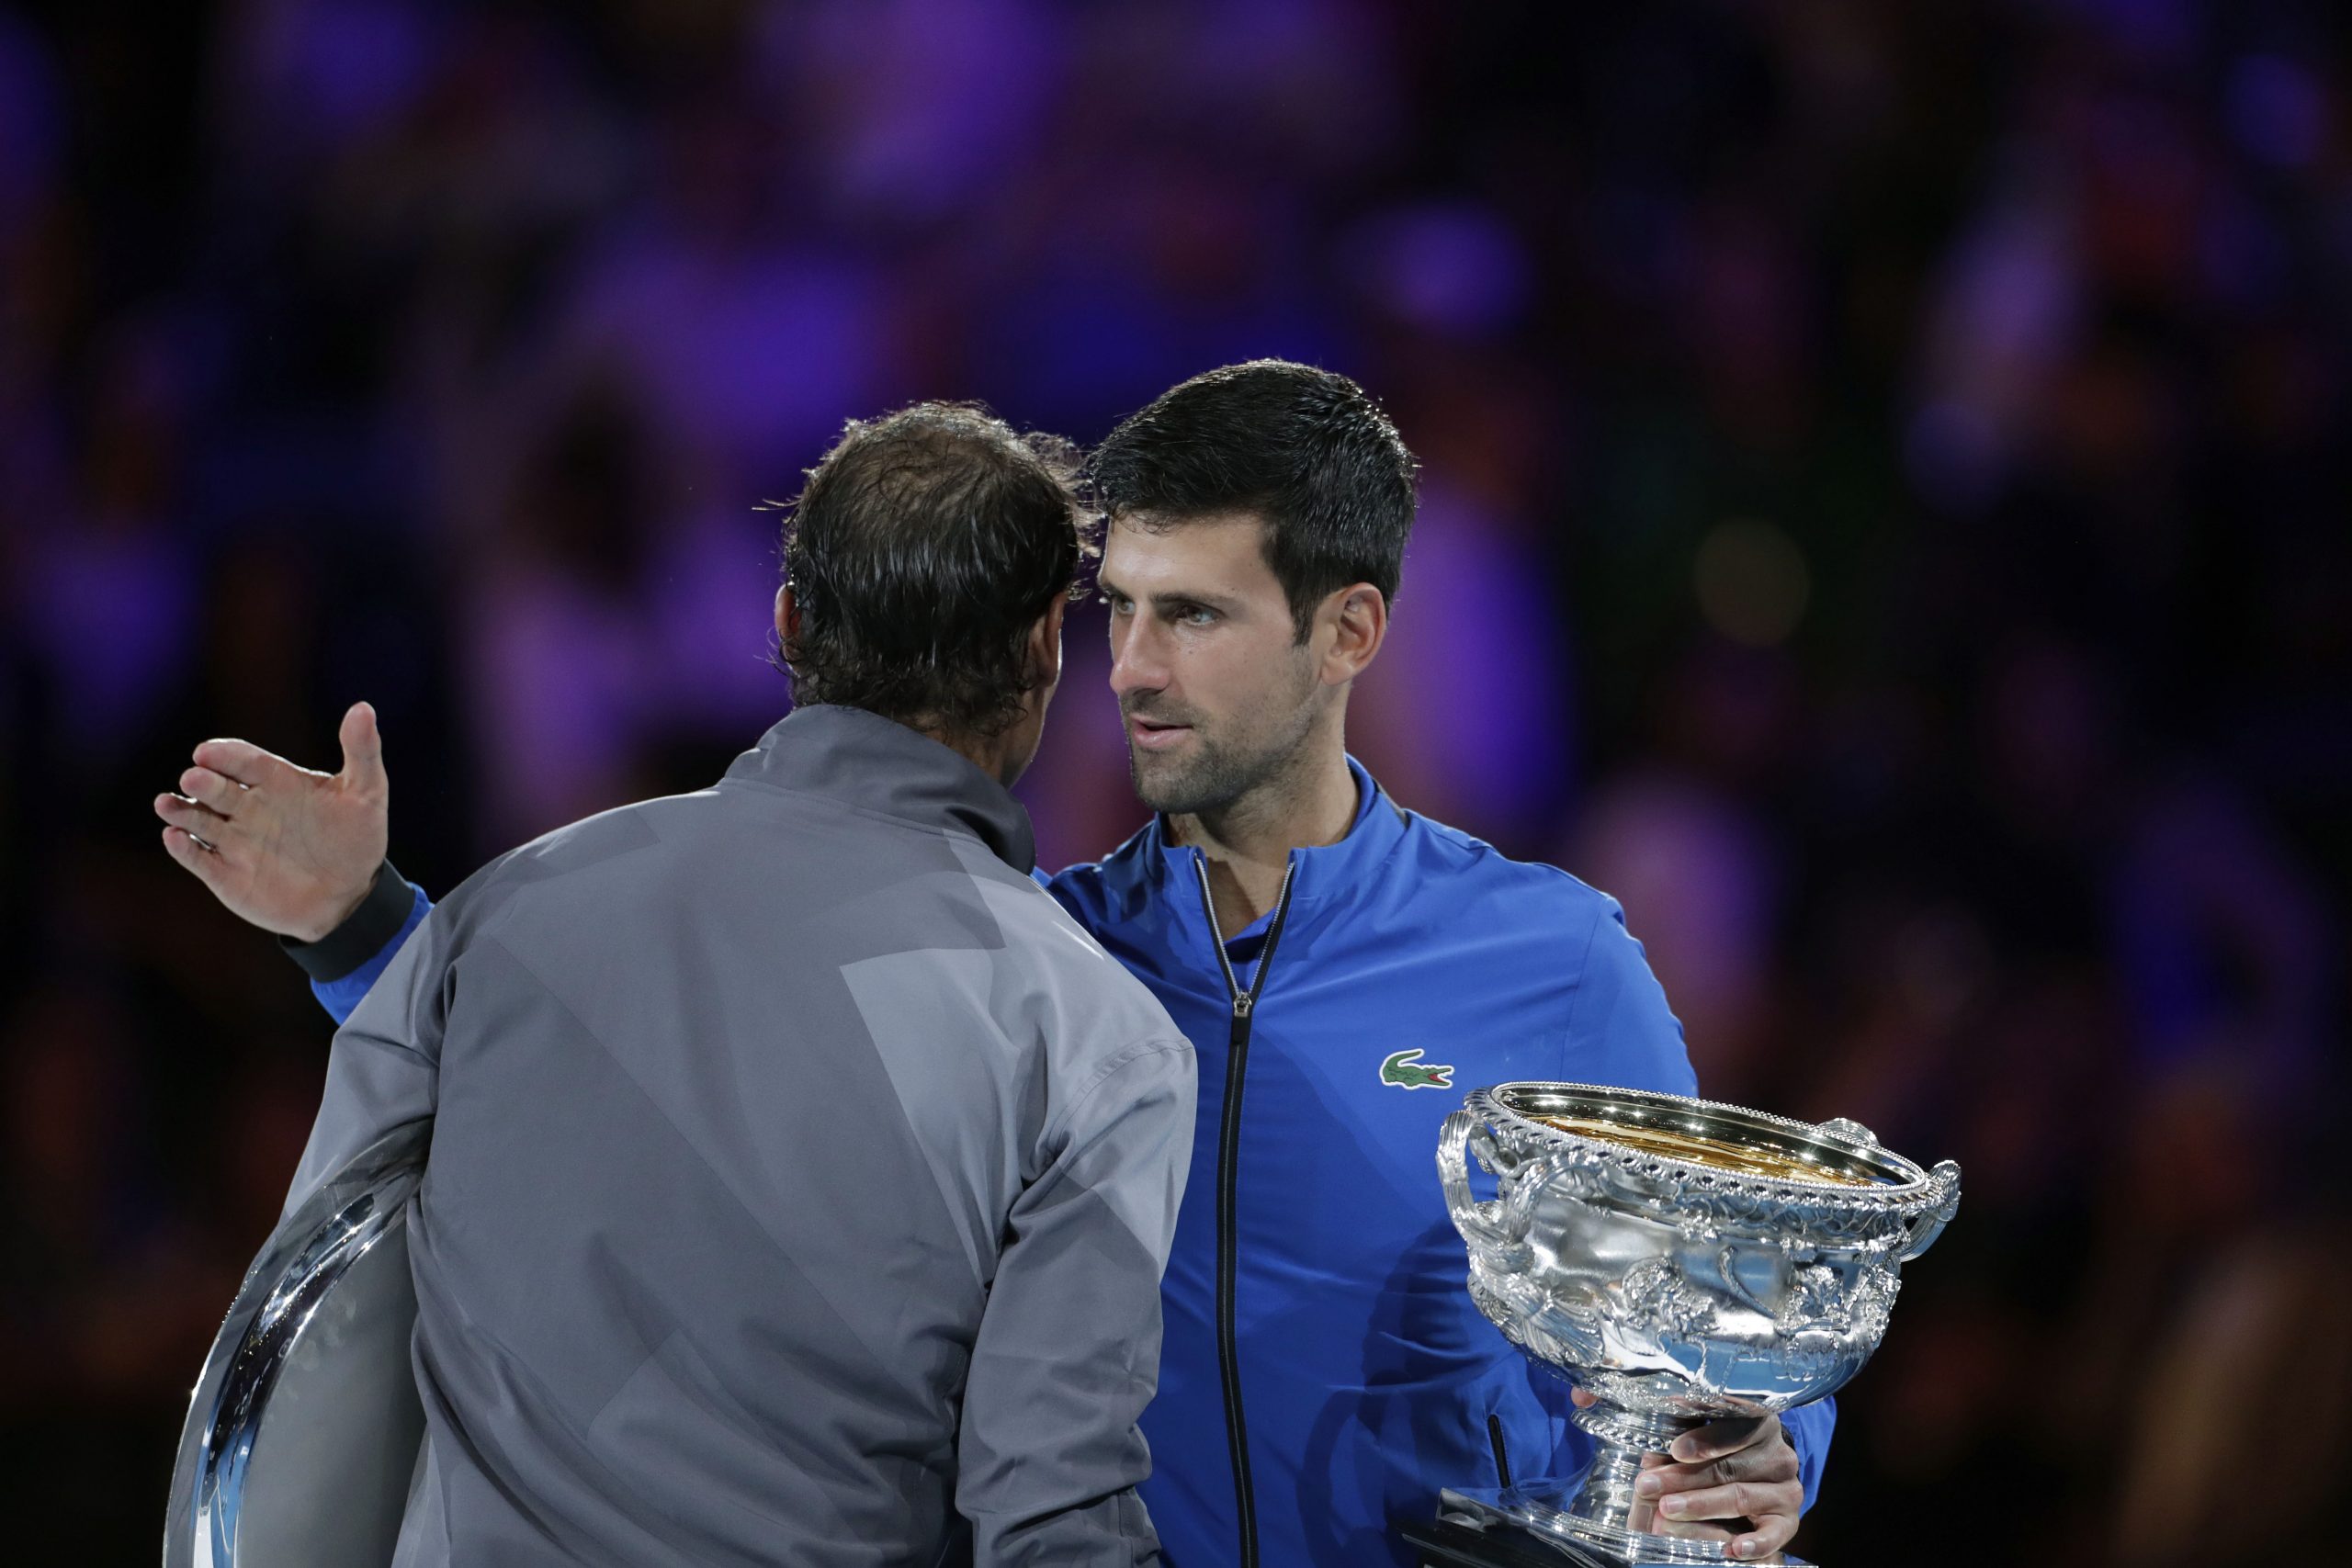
[266,403,1195,1565]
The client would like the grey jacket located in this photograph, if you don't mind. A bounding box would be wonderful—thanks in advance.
[283,705,1196,1566]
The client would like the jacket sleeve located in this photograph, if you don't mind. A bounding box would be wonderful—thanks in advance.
[1782,1394,1835,1513]
[956,1037,1196,1567]
[1564,891,1700,1099]
[281,859,435,1026]
[281,892,453,1217]
[1557,890,1835,1507]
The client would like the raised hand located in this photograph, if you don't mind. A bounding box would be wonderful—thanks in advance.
[155,702,392,942]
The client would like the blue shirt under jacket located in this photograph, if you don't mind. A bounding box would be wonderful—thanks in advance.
[311,756,1832,1567]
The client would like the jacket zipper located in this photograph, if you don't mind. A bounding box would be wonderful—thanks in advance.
[1192,853,1298,1568]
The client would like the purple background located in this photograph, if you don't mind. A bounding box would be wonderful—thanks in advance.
[4,1,2349,1561]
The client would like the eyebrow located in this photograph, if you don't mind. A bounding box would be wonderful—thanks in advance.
[1097,576,1241,615]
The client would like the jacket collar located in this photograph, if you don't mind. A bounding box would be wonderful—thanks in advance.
[1143,755,1409,924]
[724,705,1037,874]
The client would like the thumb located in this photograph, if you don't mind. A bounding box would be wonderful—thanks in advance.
[338,702,388,797]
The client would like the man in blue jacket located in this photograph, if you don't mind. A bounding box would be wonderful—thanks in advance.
[160,362,1830,1565]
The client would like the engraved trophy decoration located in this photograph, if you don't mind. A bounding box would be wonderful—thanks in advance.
[1416,1082,1960,1567]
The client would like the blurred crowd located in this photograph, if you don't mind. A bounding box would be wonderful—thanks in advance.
[4,1,2348,1561]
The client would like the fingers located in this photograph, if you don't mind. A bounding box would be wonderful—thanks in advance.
[337,702,386,798]
[1668,1416,1773,1464]
[1569,1387,1598,1408]
[1626,1452,1666,1533]
[1652,1476,1799,1551]
[1728,1515,1801,1562]
[1638,1441,1799,1499]
[1636,1416,1802,1560]
[1648,1473,1793,1518]
[176,766,246,816]
[161,825,225,882]
[154,792,231,845]
[190,737,298,789]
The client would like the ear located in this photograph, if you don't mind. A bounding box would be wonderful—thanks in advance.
[1031,595,1068,687]
[1317,583,1387,685]
[775,583,800,644]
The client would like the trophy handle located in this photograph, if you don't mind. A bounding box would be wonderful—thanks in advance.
[1439,1111,1534,1272]
[1898,1159,1963,1262]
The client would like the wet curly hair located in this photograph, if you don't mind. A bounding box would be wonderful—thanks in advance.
[776,402,1093,738]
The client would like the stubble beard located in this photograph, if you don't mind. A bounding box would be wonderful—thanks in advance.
[1125,663,1323,818]
[1128,727,1266,817]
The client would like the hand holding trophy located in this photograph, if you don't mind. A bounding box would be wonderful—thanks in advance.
[1412,1082,1961,1567]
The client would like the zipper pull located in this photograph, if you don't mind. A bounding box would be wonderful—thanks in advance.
[1232,992,1254,1021]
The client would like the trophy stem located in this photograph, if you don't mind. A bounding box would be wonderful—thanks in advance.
[1566,1404,1695,1533]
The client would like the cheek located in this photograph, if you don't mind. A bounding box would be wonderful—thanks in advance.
[1198,640,1308,728]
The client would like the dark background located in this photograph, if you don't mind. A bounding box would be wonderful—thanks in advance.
[4,1,2348,1561]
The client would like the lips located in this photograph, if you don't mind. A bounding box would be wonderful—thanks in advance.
[1127,717,1193,752]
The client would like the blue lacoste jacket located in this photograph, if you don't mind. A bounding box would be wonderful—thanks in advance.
[1044,759,1832,1567]
[309,756,1831,1567]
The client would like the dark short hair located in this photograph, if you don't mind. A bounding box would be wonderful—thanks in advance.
[1090,360,1419,640]
[778,402,1090,737]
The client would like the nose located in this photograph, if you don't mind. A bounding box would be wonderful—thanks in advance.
[1108,613,1168,704]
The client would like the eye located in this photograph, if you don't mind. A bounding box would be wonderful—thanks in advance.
[1100,592,1134,615]
[1176,604,1218,626]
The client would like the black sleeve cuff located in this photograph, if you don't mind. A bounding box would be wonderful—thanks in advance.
[280,860,416,983]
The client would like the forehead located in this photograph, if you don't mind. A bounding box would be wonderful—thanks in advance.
[1102,510,1279,592]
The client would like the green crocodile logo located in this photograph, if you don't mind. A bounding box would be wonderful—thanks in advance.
[1379,1049,1453,1090]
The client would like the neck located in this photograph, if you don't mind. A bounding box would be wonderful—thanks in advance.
[912,719,1023,788]
[1168,728,1358,934]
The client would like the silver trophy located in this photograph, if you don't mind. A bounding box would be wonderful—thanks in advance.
[164,1121,429,1568]
[1427,1082,1959,1567]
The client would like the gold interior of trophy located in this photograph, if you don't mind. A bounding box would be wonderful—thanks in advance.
[1531,1114,1894,1187]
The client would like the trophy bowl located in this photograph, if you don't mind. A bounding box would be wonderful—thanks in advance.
[1434,1082,1960,1566]
[165,1120,429,1568]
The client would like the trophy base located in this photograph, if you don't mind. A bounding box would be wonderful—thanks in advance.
[1411,1485,1814,1568]
[1398,1513,1608,1567]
